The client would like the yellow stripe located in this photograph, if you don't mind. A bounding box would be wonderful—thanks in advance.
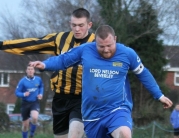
[64,67,73,94]
[42,33,57,40]
[75,66,83,95]
[87,33,95,42]
[4,42,55,55]
[3,38,39,44]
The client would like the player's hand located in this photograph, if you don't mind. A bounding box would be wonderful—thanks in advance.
[159,96,173,109]
[24,91,30,97]
[37,94,43,100]
[29,61,45,70]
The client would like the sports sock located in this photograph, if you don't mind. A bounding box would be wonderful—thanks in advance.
[30,123,37,137]
[22,131,28,138]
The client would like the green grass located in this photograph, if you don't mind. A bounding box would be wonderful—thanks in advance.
[0,132,53,138]
[0,123,54,138]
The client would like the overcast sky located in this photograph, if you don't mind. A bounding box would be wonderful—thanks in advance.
[0,0,178,45]
[0,0,22,14]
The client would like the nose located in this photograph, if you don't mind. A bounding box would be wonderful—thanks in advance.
[103,47,109,52]
[75,26,80,31]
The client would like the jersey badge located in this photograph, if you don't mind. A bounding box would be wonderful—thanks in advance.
[113,62,123,67]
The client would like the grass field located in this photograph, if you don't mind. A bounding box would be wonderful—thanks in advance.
[0,123,54,138]
[0,122,174,138]
[0,132,54,138]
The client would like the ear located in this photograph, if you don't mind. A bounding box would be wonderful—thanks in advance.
[88,22,93,29]
[114,36,117,41]
[69,21,72,29]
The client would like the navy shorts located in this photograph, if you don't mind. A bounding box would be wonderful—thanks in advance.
[84,109,132,138]
[174,128,179,136]
[21,100,40,121]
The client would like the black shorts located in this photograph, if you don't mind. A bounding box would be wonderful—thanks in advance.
[21,100,40,121]
[52,94,82,135]
[174,128,179,136]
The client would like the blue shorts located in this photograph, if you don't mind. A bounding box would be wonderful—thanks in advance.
[21,100,40,121]
[84,109,132,138]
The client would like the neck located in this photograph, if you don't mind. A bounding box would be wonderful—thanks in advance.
[74,33,90,43]
[27,76,34,79]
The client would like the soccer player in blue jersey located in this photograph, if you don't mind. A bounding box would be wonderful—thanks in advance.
[29,25,173,138]
[15,65,44,138]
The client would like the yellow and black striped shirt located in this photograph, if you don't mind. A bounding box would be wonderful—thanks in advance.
[0,31,95,96]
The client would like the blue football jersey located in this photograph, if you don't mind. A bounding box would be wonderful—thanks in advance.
[43,42,163,120]
[15,76,44,102]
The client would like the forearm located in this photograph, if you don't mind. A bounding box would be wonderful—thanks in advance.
[39,87,44,95]
[136,68,163,99]
[43,56,67,71]
[15,91,25,98]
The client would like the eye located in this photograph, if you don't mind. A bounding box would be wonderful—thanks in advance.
[79,24,84,27]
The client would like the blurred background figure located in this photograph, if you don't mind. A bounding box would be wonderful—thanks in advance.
[170,104,179,138]
[15,65,44,138]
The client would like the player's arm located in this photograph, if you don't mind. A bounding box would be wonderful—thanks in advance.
[39,77,44,95]
[44,46,83,71]
[37,79,44,100]
[0,33,58,55]
[128,47,173,108]
[15,80,27,98]
[30,45,83,71]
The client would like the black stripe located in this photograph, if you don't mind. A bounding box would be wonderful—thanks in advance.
[21,47,56,54]
[70,66,78,94]
[53,33,59,56]
[51,71,59,93]
[2,35,56,50]
[59,32,70,51]
[69,37,75,49]
[60,70,66,93]
[74,33,92,44]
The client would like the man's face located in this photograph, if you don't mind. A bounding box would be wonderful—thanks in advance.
[70,16,92,39]
[26,66,35,77]
[96,34,117,59]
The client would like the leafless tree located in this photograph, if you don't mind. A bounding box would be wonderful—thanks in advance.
[0,0,101,113]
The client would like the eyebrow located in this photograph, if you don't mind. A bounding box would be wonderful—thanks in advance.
[71,22,85,25]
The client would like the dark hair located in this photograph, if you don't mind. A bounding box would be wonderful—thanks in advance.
[72,8,91,22]
[95,25,115,40]
[27,64,34,68]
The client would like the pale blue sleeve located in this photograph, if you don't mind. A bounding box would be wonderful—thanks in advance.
[127,47,163,99]
[43,46,83,71]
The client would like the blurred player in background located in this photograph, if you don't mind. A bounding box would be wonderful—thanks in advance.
[170,104,179,138]
[15,65,44,138]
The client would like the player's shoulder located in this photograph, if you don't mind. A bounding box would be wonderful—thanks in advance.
[18,76,26,83]
[116,43,128,48]
[56,31,71,36]
[82,42,96,49]
[116,43,134,52]
[34,76,42,80]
